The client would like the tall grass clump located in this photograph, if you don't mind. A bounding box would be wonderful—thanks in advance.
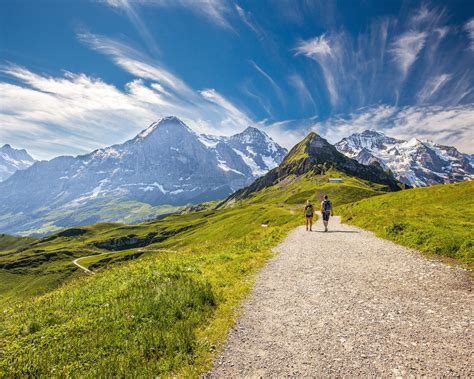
[1,259,216,377]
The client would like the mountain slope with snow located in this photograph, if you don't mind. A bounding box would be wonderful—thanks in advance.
[0,117,286,235]
[335,130,474,187]
[0,144,36,182]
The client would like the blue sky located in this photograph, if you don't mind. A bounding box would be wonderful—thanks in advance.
[1,0,473,159]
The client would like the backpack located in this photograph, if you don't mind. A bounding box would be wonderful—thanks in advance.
[305,204,314,216]
[322,200,332,212]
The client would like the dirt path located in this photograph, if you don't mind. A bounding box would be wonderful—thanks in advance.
[209,214,473,377]
[72,256,96,274]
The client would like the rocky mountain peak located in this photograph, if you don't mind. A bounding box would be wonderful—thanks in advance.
[230,126,269,144]
[136,116,193,140]
[1,144,12,151]
[0,144,36,182]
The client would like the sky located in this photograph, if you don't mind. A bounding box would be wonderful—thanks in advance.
[1,0,473,160]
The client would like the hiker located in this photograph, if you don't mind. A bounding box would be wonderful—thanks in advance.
[304,200,314,231]
[320,195,334,232]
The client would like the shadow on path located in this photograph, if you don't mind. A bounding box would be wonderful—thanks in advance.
[307,230,360,234]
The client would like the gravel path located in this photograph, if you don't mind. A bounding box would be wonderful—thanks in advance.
[209,214,473,377]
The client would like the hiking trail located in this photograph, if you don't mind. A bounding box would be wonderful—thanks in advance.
[209,213,473,377]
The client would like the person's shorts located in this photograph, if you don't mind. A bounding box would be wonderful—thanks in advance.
[322,211,330,221]
[305,214,313,218]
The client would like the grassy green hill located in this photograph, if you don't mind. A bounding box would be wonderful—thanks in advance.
[0,234,36,252]
[338,181,474,268]
[0,169,391,377]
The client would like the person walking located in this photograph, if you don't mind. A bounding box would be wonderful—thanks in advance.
[320,195,334,232]
[304,200,314,231]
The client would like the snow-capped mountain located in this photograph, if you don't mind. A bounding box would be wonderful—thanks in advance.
[0,117,286,235]
[0,144,36,182]
[200,126,287,177]
[335,130,474,187]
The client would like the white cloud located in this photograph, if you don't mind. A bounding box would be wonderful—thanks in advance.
[390,31,427,78]
[0,34,255,159]
[106,0,233,30]
[294,34,339,107]
[105,0,160,55]
[199,88,252,127]
[235,4,264,37]
[250,61,285,106]
[288,73,316,111]
[294,35,333,58]
[417,73,452,103]
[464,18,474,51]
[79,32,252,130]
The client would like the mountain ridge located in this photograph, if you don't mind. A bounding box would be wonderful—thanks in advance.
[335,129,474,186]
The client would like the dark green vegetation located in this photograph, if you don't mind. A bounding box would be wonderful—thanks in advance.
[0,234,36,252]
[1,132,470,377]
[338,181,474,268]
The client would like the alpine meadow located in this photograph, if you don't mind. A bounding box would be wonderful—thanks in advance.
[1,0,473,377]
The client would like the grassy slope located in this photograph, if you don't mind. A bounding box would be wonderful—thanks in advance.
[0,170,387,377]
[0,234,36,252]
[338,181,474,268]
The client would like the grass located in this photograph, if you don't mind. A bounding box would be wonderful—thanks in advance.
[338,181,474,268]
[0,201,301,377]
[0,234,36,253]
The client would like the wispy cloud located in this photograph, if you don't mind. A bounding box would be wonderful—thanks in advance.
[288,73,316,111]
[464,18,474,51]
[250,60,285,106]
[294,34,339,107]
[390,31,427,79]
[417,73,452,103]
[294,34,333,57]
[106,0,234,30]
[293,4,472,113]
[0,32,255,159]
[199,88,252,126]
[105,0,160,56]
[235,4,264,37]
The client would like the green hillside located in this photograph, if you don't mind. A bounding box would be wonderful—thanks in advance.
[0,234,36,252]
[0,168,390,377]
[338,181,474,268]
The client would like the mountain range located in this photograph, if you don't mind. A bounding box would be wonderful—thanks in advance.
[335,130,474,187]
[0,117,287,235]
[223,131,404,206]
[2,118,473,236]
[0,144,36,182]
